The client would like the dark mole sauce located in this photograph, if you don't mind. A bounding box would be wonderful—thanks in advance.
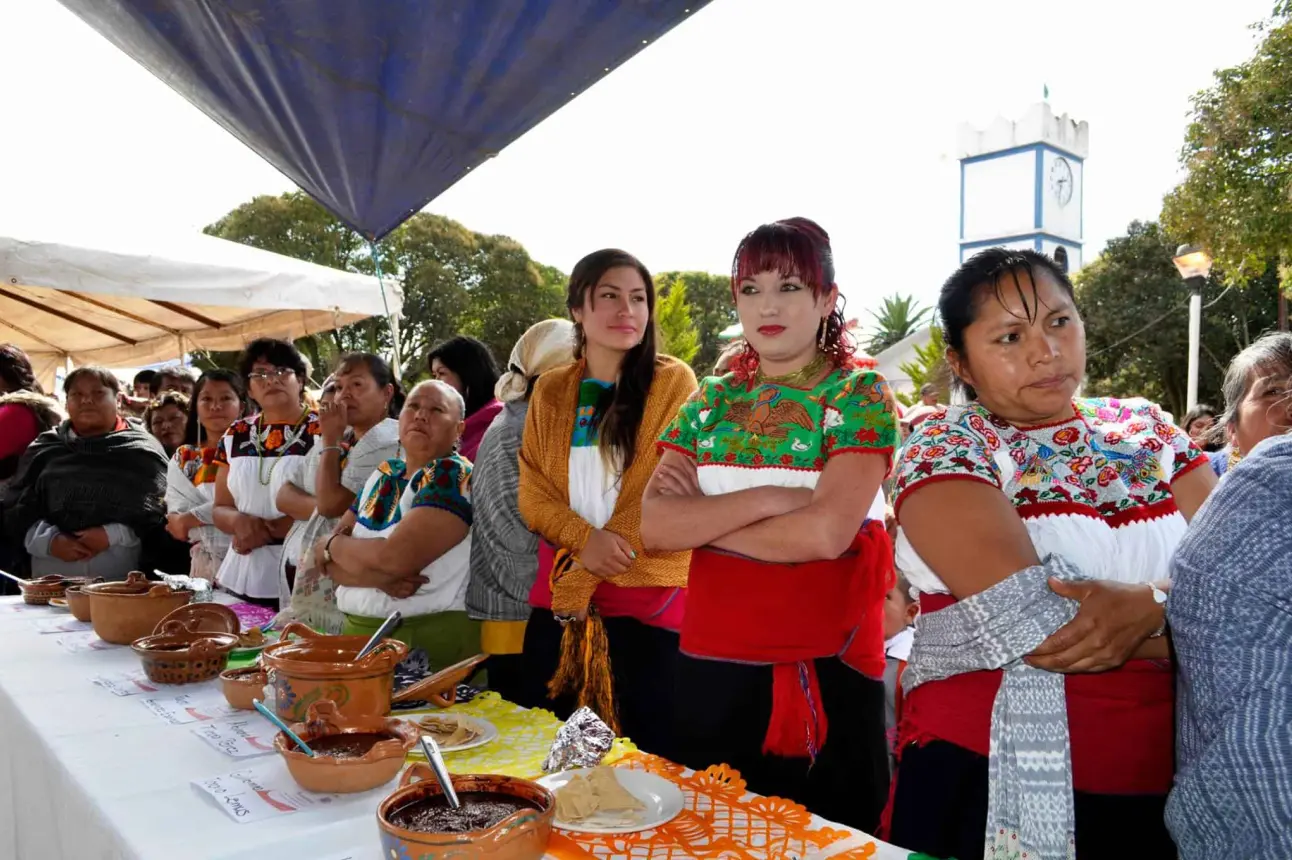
[302,732,395,759]
[389,792,539,833]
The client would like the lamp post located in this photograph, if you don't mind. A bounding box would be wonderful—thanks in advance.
[1172,244,1213,412]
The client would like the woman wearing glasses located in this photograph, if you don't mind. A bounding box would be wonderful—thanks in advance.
[212,339,321,609]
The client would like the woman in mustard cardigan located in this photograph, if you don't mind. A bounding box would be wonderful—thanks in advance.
[518,248,696,759]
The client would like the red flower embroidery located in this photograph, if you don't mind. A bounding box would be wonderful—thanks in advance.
[904,446,922,462]
[1142,437,1163,452]
[752,452,764,465]
[667,427,681,440]
[922,445,948,460]
[1052,427,1080,445]
[780,454,794,465]
[1104,431,1124,444]
[1153,422,1175,442]
[723,452,737,463]
[1069,455,1093,474]
[854,426,880,445]
[1010,447,1028,465]
[1097,465,1119,486]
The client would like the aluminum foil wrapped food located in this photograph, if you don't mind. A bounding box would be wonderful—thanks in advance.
[543,706,615,773]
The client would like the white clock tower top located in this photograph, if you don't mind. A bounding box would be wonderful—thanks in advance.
[958,103,1089,273]
[958,102,1089,161]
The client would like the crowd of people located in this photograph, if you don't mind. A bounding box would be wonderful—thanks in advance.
[0,219,1287,859]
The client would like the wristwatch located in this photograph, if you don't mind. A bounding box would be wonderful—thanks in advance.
[1147,582,1168,638]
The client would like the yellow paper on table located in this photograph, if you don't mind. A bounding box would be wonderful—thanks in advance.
[401,692,637,778]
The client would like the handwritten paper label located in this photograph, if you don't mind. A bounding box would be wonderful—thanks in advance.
[192,715,279,758]
[4,602,52,616]
[92,671,162,697]
[193,762,341,823]
[56,631,119,652]
[140,690,237,725]
[34,617,93,634]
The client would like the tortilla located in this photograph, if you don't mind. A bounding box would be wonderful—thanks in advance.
[416,716,481,748]
[553,767,645,822]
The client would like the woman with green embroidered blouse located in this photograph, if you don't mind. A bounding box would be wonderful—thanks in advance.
[313,379,479,669]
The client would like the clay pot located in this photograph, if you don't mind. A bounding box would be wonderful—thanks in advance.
[220,666,268,710]
[377,766,554,860]
[19,575,67,606]
[82,572,193,645]
[274,700,419,793]
[65,586,93,622]
[132,629,239,684]
[260,621,409,722]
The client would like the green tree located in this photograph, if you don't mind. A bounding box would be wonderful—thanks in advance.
[895,327,949,407]
[654,271,736,374]
[867,294,933,355]
[203,192,566,382]
[655,279,700,365]
[1162,5,1292,301]
[1075,220,1281,417]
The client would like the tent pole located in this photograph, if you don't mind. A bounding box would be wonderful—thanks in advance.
[367,240,402,376]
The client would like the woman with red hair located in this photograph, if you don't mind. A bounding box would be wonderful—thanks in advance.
[641,218,899,830]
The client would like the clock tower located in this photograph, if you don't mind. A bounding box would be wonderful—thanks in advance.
[958,103,1089,271]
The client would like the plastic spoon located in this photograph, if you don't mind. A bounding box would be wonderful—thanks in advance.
[419,735,460,809]
[252,699,315,757]
[354,611,402,662]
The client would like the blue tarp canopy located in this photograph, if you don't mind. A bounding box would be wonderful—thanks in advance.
[57,0,709,239]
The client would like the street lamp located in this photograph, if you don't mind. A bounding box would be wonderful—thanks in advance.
[1173,244,1214,412]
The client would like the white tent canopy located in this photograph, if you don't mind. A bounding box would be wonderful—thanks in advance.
[0,221,402,388]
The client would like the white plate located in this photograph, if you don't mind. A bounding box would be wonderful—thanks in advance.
[406,714,498,754]
[536,768,684,835]
[230,630,280,656]
[47,598,70,612]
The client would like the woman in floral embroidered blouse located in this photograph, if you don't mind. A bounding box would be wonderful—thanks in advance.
[642,218,898,832]
[212,340,321,609]
[885,249,1216,860]
[314,380,479,669]
[165,370,245,581]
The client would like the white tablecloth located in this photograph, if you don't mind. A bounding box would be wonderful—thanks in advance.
[0,596,909,860]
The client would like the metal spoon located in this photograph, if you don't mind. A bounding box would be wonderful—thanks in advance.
[354,611,402,662]
[419,735,460,809]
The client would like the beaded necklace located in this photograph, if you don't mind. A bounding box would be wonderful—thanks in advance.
[755,351,829,388]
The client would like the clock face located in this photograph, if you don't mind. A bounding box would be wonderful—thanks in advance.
[1050,157,1074,208]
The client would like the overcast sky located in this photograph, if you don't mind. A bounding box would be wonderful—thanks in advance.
[0,0,1275,322]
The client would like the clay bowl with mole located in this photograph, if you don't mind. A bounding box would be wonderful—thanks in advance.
[131,628,240,684]
[378,765,554,860]
[274,700,420,794]
[219,665,268,711]
[82,572,193,645]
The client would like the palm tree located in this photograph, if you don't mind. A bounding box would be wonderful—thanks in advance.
[866,294,933,354]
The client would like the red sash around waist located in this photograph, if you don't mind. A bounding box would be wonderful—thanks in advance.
[682,521,894,758]
[899,592,1175,795]
[528,541,685,630]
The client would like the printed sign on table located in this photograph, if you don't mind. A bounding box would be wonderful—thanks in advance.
[193,761,342,824]
[3,601,52,616]
[192,714,279,758]
[34,617,93,634]
[140,690,238,725]
[56,631,120,652]
[92,671,162,697]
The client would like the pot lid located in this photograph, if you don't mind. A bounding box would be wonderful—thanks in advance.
[154,602,240,636]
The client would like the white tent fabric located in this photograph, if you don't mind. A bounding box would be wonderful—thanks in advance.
[0,223,402,388]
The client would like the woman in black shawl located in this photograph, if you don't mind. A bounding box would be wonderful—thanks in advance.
[1,367,168,581]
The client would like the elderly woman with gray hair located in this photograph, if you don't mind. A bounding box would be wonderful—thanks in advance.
[465,318,575,703]
[313,379,479,670]
[1166,331,1292,858]
[1205,332,1292,477]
